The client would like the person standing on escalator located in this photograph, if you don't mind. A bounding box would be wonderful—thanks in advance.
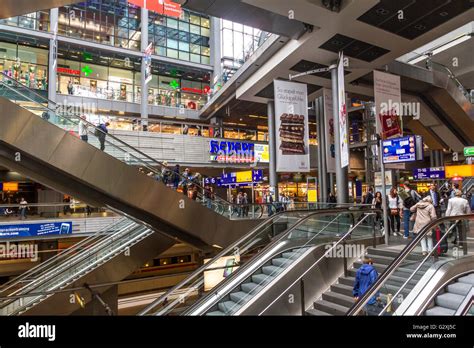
[78,115,89,142]
[353,256,380,315]
[96,122,109,151]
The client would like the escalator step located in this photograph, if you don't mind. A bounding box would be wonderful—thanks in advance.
[218,300,241,314]
[252,273,274,285]
[313,299,349,316]
[282,251,302,259]
[230,291,251,305]
[435,293,464,310]
[446,282,472,296]
[262,265,283,276]
[241,282,262,294]
[457,274,474,285]
[206,310,226,316]
[338,276,356,287]
[425,306,455,316]
[306,308,331,316]
[272,258,292,267]
[331,283,353,297]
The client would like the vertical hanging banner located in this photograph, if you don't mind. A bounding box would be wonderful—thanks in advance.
[322,88,336,173]
[337,53,349,168]
[144,43,153,85]
[374,70,403,139]
[274,80,310,172]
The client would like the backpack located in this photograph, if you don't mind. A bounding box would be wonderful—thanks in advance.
[94,127,101,137]
[398,188,416,209]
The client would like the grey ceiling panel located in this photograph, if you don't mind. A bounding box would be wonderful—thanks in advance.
[319,34,390,62]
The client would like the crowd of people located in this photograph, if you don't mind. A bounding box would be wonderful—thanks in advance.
[364,181,472,256]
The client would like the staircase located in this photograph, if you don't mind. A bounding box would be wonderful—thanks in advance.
[206,247,310,316]
[425,273,474,316]
[306,247,428,316]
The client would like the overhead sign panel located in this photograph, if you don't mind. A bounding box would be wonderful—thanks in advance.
[413,167,445,180]
[382,135,423,164]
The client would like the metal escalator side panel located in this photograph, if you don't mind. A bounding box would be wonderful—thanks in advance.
[0,96,258,249]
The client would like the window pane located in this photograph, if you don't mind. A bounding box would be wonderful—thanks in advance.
[201,17,210,28]
[167,48,178,59]
[167,39,178,49]
[179,41,189,51]
[190,54,200,63]
[190,24,200,35]
[178,21,189,32]
[190,14,200,25]
[201,27,210,37]
[167,18,178,29]
[179,51,189,61]
[201,55,210,65]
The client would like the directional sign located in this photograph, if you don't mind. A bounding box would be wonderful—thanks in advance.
[464,147,474,157]
[413,167,445,180]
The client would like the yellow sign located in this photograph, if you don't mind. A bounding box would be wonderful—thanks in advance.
[307,189,317,203]
[445,165,474,178]
[2,182,18,191]
[236,171,253,183]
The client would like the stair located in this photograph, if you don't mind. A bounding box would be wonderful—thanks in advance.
[425,273,474,316]
[204,247,310,315]
[307,247,426,316]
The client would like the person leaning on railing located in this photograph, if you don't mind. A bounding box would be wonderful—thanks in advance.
[445,189,470,245]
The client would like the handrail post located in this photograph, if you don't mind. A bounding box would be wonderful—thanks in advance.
[343,239,348,277]
[372,213,377,249]
[300,279,305,316]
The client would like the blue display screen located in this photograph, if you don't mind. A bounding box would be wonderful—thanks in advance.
[413,167,445,180]
[0,222,73,239]
[382,136,419,164]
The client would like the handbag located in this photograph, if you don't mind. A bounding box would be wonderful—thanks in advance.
[390,208,399,216]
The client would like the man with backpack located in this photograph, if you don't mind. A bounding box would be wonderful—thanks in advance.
[398,183,421,239]
[353,256,380,315]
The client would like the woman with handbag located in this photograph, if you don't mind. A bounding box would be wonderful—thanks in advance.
[387,188,402,236]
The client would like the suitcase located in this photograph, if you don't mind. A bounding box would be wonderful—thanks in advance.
[434,226,448,255]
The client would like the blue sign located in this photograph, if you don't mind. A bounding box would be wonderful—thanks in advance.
[413,167,445,180]
[0,221,73,239]
[205,170,263,187]
[382,136,422,164]
[209,140,255,163]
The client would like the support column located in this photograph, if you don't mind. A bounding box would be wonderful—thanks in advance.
[268,101,278,199]
[331,65,349,203]
[140,7,149,130]
[210,17,222,94]
[48,8,59,107]
[315,96,327,203]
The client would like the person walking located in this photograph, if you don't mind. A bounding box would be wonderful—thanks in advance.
[445,189,470,245]
[242,192,249,217]
[78,115,89,142]
[410,196,437,255]
[399,183,421,239]
[372,191,383,228]
[67,80,74,95]
[387,187,402,236]
[96,122,110,151]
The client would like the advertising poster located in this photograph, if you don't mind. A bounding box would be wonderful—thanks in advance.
[323,88,336,173]
[203,255,240,291]
[337,54,349,168]
[273,80,310,172]
[0,222,73,239]
[374,70,403,139]
[144,43,153,85]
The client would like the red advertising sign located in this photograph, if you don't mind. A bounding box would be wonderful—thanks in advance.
[57,67,80,76]
[181,86,211,94]
[128,0,182,18]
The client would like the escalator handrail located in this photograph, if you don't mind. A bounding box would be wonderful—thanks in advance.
[3,224,151,316]
[346,213,474,316]
[0,73,233,208]
[0,222,145,314]
[455,287,474,316]
[183,207,373,316]
[258,211,379,315]
[0,217,132,295]
[138,208,320,315]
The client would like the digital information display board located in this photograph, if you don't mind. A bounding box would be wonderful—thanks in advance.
[413,167,445,180]
[382,135,423,164]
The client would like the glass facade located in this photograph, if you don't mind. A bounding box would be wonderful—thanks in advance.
[56,46,210,109]
[58,0,142,51]
[0,42,48,90]
[0,11,50,31]
[148,10,211,65]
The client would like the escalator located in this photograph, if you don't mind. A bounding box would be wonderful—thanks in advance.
[139,207,382,316]
[347,214,474,316]
[0,73,292,315]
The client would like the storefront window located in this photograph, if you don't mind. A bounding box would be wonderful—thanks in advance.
[0,11,50,31]
[0,42,48,90]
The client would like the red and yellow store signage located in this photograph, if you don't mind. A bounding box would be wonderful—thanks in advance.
[2,182,18,191]
[445,164,474,178]
[128,0,183,18]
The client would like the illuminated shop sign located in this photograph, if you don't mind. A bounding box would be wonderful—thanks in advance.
[127,0,182,18]
[57,67,80,76]
[209,140,255,163]
[382,135,424,164]
[413,167,445,180]
[204,170,263,187]
[181,86,211,94]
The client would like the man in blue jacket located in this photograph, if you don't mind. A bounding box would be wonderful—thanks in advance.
[353,256,380,315]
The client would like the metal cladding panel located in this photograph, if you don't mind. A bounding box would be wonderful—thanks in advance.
[48,133,97,178]
[0,98,35,144]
